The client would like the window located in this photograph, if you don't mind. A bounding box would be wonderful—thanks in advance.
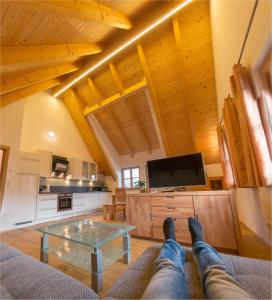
[122,167,140,188]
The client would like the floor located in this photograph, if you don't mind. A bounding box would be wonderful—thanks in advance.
[1,213,271,296]
[0,213,158,295]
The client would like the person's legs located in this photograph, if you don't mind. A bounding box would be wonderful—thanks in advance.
[188,217,254,299]
[142,218,188,299]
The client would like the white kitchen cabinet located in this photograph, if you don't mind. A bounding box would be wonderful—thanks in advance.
[38,149,52,177]
[70,157,97,180]
[14,174,39,224]
[18,151,40,175]
[99,193,112,205]
[37,194,58,220]
[73,194,86,212]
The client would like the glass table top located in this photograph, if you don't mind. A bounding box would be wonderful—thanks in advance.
[36,220,135,248]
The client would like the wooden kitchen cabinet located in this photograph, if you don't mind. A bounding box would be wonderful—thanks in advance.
[38,149,52,177]
[126,195,152,237]
[193,195,237,250]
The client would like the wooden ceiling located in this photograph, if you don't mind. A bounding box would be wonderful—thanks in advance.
[0,0,220,177]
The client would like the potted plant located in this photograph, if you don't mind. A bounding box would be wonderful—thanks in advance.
[135,180,146,192]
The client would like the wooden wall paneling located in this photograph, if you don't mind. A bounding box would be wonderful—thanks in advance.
[62,89,116,178]
[174,1,219,163]
[105,107,134,157]
[108,61,152,154]
[1,64,78,95]
[94,110,130,156]
[172,17,198,152]
[0,79,60,108]
[12,0,133,30]
[136,43,170,155]
[2,43,102,65]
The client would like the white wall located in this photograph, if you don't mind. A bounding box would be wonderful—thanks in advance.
[0,100,25,229]
[20,92,92,161]
[210,0,272,117]
[234,188,271,246]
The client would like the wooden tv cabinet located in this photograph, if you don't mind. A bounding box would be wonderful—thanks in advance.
[126,190,238,252]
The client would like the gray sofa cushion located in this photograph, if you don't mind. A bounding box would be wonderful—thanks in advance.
[106,245,272,299]
[0,243,22,263]
[0,244,98,300]
[0,284,14,299]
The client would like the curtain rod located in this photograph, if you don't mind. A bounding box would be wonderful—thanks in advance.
[219,0,259,127]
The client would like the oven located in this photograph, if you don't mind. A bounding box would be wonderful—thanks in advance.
[57,193,73,212]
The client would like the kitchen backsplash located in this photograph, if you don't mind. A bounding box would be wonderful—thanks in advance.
[39,177,106,193]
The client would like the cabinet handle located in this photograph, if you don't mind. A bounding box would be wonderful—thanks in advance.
[166,207,175,210]
[165,196,174,199]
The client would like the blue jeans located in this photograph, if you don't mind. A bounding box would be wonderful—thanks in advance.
[142,240,251,299]
[142,239,188,299]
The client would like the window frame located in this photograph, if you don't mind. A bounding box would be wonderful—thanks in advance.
[121,166,140,188]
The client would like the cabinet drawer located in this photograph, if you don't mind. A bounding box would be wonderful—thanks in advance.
[151,196,193,208]
[152,207,195,218]
[152,217,189,231]
[152,227,191,243]
[38,199,57,210]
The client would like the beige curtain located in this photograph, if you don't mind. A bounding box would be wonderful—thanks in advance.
[217,125,235,188]
[233,65,272,186]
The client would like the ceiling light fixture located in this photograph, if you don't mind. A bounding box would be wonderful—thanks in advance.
[47,131,56,140]
[53,0,193,97]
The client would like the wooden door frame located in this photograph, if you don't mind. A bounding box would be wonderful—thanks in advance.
[0,145,10,212]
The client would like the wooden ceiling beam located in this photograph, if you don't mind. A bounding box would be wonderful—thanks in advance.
[136,43,170,155]
[0,79,60,108]
[106,107,134,158]
[1,64,78,95]
[1,43,103,65]
[172,17,198,152]
[13,0,132,30]
[84,78,147,115]
[108,62,152,154]
[87,78,103,105]
[62,89,116,178]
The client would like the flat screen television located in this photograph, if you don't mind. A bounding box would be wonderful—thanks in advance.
[147,153,206,188]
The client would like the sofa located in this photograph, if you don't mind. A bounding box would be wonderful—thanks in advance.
[1,243,271,299]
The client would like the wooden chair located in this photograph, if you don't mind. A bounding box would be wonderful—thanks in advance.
[112,188,126,221]
[103,204,113,220]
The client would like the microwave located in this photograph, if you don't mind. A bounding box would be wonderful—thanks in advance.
[52,155,69,177]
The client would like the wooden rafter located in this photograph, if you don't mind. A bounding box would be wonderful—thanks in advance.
[108,62,152,154]
[106,107,134,157]
[172,17,198,152]
[84,78,147,115]
[136,43,170,155]
[1,64,78,95]
[87,78,103,105]
[1,43,102,65]
[62,89,116,178]
[0,79,60,108]
[109,63,124,92]
[13,0,132,30]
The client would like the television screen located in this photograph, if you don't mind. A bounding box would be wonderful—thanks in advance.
[147,153,206,188]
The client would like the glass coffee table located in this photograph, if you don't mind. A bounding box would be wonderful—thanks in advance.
[36,220,135,293]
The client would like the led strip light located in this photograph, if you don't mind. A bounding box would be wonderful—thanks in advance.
[53,0,193,97]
